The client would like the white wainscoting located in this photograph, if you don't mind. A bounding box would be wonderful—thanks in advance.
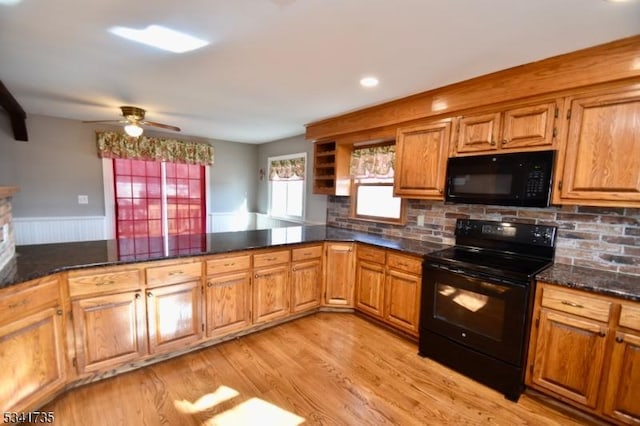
[14,214,312,245]
[13,216,107,245]
[209,212,299,233]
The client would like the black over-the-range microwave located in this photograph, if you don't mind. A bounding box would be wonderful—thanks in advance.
[444,150,555,207]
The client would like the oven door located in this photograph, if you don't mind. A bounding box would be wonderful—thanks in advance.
[420,264,529,366]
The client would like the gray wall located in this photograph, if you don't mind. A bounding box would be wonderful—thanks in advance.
[257,134,327,224]
[0,114,258,217]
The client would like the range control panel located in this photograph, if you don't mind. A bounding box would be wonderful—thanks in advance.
[455,219,557,248]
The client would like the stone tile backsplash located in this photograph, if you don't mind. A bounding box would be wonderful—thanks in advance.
[0,196,16,278]
[327,197,640,276]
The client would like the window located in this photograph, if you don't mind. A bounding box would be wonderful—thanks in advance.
[268,153,306,221]
[113,158,206,259]
[349,144,406,224]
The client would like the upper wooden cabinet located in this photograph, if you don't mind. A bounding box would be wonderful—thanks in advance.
[394,119,452,199]
[454,100,560,155]
[553,86,640,207]
[312,140,351,195]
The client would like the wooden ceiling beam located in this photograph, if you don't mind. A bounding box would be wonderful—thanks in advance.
[0,80,28,141]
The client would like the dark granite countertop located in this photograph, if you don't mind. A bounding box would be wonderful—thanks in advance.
[1,225,449,288]
[536,263,640,302]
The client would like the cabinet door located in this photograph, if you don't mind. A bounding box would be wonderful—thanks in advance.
[355,260,385,317]
[556,88,640,206]
[205,272,251,337]
[603,331,640,424]
[394,120,452,199]
[291,260,322,313]
[323,243,355,306]
[531,309,608,408]
[72,291,147,373]
[0,307,66,411]
[501,101,558,150]
[253,265,290,323]
[146,281,202,354]
[455,112,501,154]
[385,268,421,335]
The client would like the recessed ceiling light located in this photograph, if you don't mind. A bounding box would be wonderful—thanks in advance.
[109,25,209,53]
[360,77,379,88]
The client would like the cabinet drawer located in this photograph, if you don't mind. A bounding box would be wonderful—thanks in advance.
[68,268,142,298]
[619,302,640,332]
[357,245,386,264]
[253,250,290,268]
[292,245,322,262]
[0,277,59,324]
[206,254,251,275]
[146,262,202,287]
[387,253,422,275]
[541,286,611,323]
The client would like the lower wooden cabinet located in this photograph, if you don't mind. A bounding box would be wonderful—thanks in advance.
[0,276,66,412]
[290,244,322,313]
[205,271,251,337]
[253,249,291,323]
[323,242,355,306]
[355,246,422,336]
[146,281,202,353]
[72,290,147,373]
[527,283,640,425]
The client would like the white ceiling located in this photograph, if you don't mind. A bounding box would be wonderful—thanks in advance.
[1,0,639,144]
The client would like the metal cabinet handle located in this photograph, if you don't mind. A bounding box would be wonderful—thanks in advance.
[56,309,63,316]
[207,282,213,288]
[96,280,115,286]
[598,331,606,338]
[168,270,184,276]
[135,293,141,299]
[223,262,235,267]
[502,139,508,145]
[490,140,496,146]
[616,336,624,343]
[147,292,153,298]
[561,300,583,309]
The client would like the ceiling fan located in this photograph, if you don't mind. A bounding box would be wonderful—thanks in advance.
[83,106,181,137]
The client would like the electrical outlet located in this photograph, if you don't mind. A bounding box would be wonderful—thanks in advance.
[78,195,89,204]
[417,214,425,226]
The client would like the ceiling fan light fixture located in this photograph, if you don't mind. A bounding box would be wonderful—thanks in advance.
[124,123,143,137]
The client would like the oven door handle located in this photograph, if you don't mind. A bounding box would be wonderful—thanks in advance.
[424,262,526,288]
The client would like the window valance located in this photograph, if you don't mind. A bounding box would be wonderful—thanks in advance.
[268,156,305,181]
[350,145,395,178]
[96,131,215,166]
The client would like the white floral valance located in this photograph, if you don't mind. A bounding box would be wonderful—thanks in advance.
[269,156,305,181]
[350,145,395,178]
[96,131,214,166]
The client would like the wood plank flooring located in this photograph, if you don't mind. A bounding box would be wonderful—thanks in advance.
[43,313,597,425]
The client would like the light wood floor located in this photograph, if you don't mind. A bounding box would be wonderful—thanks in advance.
[43,313,597,425]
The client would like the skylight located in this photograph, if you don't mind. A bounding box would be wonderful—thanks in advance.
[109,25,209,53]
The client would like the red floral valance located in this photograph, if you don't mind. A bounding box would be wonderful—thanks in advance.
[269,156,305,181]
[350,145,394,178]
[96,131,215,165]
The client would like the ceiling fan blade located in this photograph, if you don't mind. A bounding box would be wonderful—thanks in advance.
[82,119,126,124]
[141,120,181,132]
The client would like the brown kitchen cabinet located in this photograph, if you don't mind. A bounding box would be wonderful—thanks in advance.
[453,99,560,155]
[68,266,147,374]
[384,253,422,335]
[527,282,640,424]
[145,261,203,353]
[394,119,452,199]
[355,246,422,336]
[312,140,351,195]
[355,245,386,317]
[252,249,291,323]
[553,86,640,207]
[204,253,251,337]
[0,276,66,412]
[323,242,355,307]
[290,244,323,313]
